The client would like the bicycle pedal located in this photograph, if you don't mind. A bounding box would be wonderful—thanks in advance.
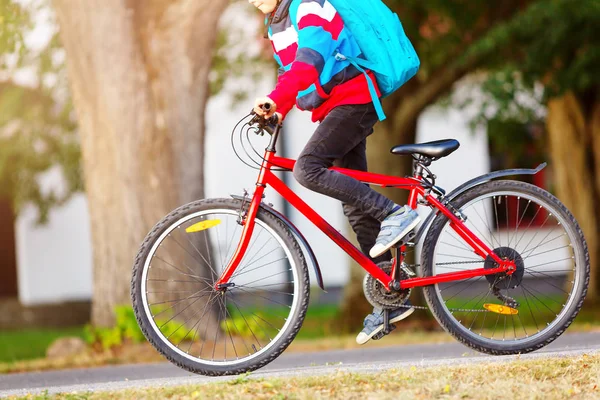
[373,323,396,340]
[394,230,417,247]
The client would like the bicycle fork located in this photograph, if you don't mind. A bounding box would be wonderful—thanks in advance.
[214,129,280,290]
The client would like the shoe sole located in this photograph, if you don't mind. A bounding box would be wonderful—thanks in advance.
[369,217,421,258]
[356,307,415,345]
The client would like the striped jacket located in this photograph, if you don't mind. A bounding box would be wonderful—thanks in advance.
[267,0,379,122]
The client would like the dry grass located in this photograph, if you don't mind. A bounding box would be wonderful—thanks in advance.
[12,353,600,399]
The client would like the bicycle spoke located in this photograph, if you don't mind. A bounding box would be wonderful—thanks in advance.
[169,235,215,279]
[228,294,269,346]
[152,255,206,282]
[235,285,292,308]
[238,269,291,289]
[211,297,222,361]
[526,257,574,270]
[521,224,561,259]
[474,201,501,249]
[150,288,211,307]
[513,204,544,250]
[179,227,219,281]
[232,245,282,279]
[440,241,477,254]
[223,296,252,356]
[233,236,275,278]
[517,213,552,255]
[507,196,519,248]
[233,256,289,278]
[524,243,570,260]
[493,196,501,246]
[223,223,241,271]
[181,292,219,350]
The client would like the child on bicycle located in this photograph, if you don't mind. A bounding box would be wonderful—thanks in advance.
[249,0,420,344]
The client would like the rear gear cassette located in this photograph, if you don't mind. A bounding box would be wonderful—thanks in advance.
[363,261,411,310]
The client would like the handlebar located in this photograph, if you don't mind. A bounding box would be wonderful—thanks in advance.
[250,103,281,135]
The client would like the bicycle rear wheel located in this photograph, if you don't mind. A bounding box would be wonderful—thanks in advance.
[422,180,589,354]
[131,198,309,375]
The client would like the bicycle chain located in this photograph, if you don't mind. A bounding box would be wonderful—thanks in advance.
[397,260,491,313]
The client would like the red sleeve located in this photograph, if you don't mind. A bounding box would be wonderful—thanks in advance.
[268,62,319,119]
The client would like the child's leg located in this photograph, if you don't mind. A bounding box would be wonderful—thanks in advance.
[293,103,395,223]
[334,138,393,264]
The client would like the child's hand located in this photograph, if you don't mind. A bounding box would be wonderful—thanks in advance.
[253,97,278,119]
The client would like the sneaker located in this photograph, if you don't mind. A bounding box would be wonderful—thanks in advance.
[356,303,415,345]
[369,207,421,258]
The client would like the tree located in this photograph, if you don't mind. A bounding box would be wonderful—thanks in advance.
[339,1,539,328]
[465,0,600,300]
[52,0,229,326]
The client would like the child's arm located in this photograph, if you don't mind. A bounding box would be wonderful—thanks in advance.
[267,1,340,118]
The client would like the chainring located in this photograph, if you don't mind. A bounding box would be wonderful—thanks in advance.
[363,261,411,310]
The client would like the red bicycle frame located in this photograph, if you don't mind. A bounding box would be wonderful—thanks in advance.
[216,125,513,292]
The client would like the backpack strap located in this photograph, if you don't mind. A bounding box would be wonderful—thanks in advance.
[335,52,387,121]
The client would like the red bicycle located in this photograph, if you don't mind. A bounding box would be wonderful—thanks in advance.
[132,111,589,376]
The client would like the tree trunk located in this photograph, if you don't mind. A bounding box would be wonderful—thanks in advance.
[53,0,228,326]
[546,90,600,302]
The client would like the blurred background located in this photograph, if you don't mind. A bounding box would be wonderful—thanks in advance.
[0,0,598,371]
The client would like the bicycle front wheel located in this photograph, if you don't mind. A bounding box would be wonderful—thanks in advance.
[422,180,589,355]
[131,198,309,375]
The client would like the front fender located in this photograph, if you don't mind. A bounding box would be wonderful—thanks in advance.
[413,163,547,244]
[230,195,325,291]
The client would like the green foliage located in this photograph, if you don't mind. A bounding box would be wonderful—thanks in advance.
[84,304,199,350]
[151,304,195,344]
[0,0,30,68]
[221,312,268,340]
[465,0,600,99]
[210,4,272,106]
[384,1,537,78]
[0,1,82,222]
[487,119,546,169]
[84,305,145,350]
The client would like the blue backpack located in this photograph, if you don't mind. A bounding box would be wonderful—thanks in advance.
[329,0,420,121]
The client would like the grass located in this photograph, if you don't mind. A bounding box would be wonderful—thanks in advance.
[0,327,86,362]
[0,302,598,374]
[10,353,600,399]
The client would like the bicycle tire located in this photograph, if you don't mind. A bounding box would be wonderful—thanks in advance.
[422,180,589,355]
[131,198,310,375]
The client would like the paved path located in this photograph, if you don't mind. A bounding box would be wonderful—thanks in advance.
[1,332,599,397]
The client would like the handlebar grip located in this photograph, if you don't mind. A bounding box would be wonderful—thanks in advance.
[268,114,279,125]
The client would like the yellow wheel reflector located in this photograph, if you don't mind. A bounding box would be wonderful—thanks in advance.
[185,219,221,233]
[483,303,519,315]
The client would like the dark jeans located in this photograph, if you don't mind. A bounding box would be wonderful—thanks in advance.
[293,103,395,264]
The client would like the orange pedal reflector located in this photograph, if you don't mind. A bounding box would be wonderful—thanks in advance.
[185,219,221,233]
[483,303,519,315]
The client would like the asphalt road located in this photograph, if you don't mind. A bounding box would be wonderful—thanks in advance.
[1,331,599,397]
